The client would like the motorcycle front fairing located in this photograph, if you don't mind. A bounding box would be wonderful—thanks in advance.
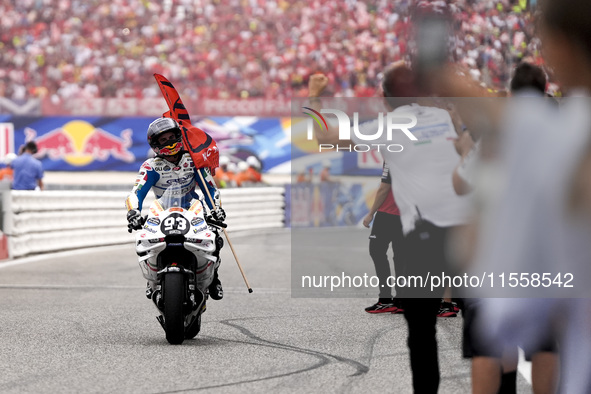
[135,186,218,294]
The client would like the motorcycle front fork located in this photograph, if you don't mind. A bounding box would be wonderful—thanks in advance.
[149,279,202,312]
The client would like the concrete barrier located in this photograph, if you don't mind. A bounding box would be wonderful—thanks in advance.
[0,187,285,259]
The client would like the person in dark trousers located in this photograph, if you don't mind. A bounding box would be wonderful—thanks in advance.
[363,162,404,314]
[308,63,469,393]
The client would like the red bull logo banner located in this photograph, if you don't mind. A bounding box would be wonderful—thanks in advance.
[7,114,317,174]
[10,117,155,171]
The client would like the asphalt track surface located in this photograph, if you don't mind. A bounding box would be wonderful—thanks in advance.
[0,228,531,393]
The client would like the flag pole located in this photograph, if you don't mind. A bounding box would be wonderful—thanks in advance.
[196,169,253,293]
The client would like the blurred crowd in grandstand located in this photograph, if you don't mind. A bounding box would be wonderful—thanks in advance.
[0,0,545,103]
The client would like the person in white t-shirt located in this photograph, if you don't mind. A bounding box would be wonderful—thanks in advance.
[307,63,469,393]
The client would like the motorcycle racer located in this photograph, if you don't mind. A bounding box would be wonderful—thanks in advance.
[125,117,225,300]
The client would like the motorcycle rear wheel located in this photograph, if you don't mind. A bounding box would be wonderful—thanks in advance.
[163,273,185,345]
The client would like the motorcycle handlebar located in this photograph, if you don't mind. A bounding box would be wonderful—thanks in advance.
[207,218,228,229]
[129,215,227,232]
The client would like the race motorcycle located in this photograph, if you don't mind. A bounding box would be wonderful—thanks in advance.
[131,185,225,345]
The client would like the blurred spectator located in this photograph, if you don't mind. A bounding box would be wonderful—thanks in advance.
[246,156,262,177]
[214,156,263,187]
[235,160,249,187]
[213,155,230,188]
[0,153,16,181]
[11,141,44,190]
[225,162,238,188]
[238,155,263,185]
[296,170,309,183]
[0,0,542,102]
[319,159,332,182]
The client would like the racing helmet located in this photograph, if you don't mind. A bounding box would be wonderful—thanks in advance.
[219,155,230,167]
[147,118,183,157]
[246,155,260,170]
[237,161,249,172]
[227,162,238,173]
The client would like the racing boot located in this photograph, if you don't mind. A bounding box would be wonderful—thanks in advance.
[145,281,154,299]
[208,269,223,300]
[208,234,224,300]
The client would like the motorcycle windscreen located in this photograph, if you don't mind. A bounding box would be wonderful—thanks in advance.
[158,185,184,210]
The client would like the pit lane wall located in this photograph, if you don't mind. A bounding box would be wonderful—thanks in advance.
[0,187,284,259]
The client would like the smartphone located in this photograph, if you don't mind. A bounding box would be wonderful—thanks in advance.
[414,15,451,85]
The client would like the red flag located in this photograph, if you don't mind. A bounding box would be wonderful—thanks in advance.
[153,74,219,174]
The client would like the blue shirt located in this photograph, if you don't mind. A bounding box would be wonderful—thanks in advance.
[11,153,43,190]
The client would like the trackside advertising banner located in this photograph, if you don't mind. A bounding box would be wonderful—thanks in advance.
[1,115,383,174]
[0,116,296,172]
[9,116,147,171]
[285,182,372,228]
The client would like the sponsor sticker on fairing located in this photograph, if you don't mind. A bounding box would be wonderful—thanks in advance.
[147,218,160,226]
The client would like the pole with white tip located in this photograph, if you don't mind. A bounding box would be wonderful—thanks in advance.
[196,169,253,293]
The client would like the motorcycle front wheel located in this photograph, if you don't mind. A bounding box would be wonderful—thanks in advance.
[163,273,185,345]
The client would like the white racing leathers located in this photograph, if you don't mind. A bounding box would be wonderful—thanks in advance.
[125,153,221,213]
